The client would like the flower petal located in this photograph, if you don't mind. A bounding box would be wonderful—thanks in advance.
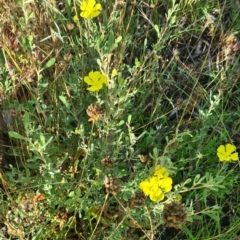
[149,176,158,185]
[154,166,168,178]
[159,177,172,192]
[90,4,102,18]
[225,143,236,154]
[99,73,108,85]
[217,145,231,161]
[217,152,227,161]
[112,68,118,76]
[139,166,173,202]
[81,0,95,10]
[90,10,101,18]
[87,85,100,92]
[139,180,153,196]
[80,1,87,10]
[89,71,101,81]
[80,0,101,19]
[94,3,102,11]
[84,71,107,91]
[89,82,102,91]
[217,145,225,155]
[84,76,94,85]
[80,11,91,19]
[230,152,239,161]
[150,189,164,201]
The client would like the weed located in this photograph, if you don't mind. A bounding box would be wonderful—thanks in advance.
[0,0,240,239]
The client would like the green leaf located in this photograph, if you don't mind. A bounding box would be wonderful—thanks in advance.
[19,17,25,26]
[39,133,45,146]
[42,58,55,71]
[39,82,49,88]
[59,95,70,108]
[24,113,30,126]
[127,115,132,124]
[9,131,26,140]
[118,120,125,126]
[66,0,72,18]
[194,174,201,183]
[154,24,160,38]
[38,74,43,81]
[108,31,114,52]
[96,34,105,49]
[47,147,59,155]
[115,36,122,44]
[205,212,220,222]
[184,178,192,185]
[153,147,159,158]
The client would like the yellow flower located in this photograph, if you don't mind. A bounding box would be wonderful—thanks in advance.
[73,15,79,22]
[111,68,118,76]
[84,71,108,92]
[153,166,169,178]
[80,0,102,19]
[74,128,80,134]
[217,143,239,162]
[139,166,173,202]
[139,178,163,201]
[158,177,173,192]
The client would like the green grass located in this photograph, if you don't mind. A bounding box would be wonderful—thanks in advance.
[0,0,240,239]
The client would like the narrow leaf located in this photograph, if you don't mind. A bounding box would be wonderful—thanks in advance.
[42,58,55,70]
[24,113,30,126]
[8,131,26,140]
